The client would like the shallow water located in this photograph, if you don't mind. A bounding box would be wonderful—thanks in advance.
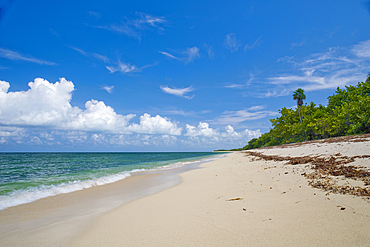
[0,152,222,210]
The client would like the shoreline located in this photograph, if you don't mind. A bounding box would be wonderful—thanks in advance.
[1,137,370,246]
[72,138,370,246]
[0,156,217,246]
[0,152,223,211]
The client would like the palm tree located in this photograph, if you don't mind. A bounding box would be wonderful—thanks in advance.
[293,88,306,124]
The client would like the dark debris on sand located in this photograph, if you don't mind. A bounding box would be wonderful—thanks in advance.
[244,147,370,197]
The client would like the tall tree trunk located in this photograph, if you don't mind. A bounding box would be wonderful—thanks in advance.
[297,99,302,124]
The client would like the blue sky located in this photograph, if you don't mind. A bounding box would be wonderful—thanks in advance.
[0,0,370,151]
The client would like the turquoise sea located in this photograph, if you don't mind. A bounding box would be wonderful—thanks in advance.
[0,152,223,210]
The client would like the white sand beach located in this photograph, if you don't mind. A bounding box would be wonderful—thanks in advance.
[1,135,370,246]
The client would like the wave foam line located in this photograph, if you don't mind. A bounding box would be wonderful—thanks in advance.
[0,171,133,210]
[0,154,225,210]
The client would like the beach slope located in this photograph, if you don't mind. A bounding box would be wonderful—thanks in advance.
[73,135,370,246]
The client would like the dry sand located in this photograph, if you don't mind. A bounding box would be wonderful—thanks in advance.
[1,135,370,246]
[73,136,370,247]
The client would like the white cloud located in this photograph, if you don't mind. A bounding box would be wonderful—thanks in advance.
[216,107,279,125]
[69,46,143,74]
[92,53,109,63]
[0,78,267,150]
[160,85,194,99]
[260,39,370,97]
[159,51,180,60]
[0,78,182,136]
[221,125,241,138]
[127,113,182,135]
[184,46,200,64]
[135,12,166,28]
[159,46,200,64]
[102,85,114,93]
[352,39,370,58]
[0,126,25,137]
[182,122,261,149]
[224,33,241,53]
[95,12,166,40]
[185,122,219,137]
[204,44,214,59]
[0,48,56,65]
[106,61,139,73]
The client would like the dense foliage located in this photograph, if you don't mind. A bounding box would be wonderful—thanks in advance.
[242,76,370,150]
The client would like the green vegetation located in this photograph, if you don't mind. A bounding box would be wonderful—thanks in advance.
[242,75,370,150]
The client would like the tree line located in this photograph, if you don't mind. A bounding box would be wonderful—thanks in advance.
[237,75,370,151]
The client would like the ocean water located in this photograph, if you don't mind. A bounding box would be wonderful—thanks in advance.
[0,152,223,210]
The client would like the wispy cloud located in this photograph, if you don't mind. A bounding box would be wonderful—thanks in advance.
[159,46,200,64]
[224,84,245,89]
[257,39,370,97]
[70,47,88,56]
[69,46,145,74]
[106,60,140,73]
[224,33,241,53]
[352,39,370,58]
[244,36,263,52]
[184,47,200,64]
[0,48,56,65]
[159,51,181,60]
[215,106,279,125]
[204,44,214,59]
[94,12,166,40]
[92,53,109,63]
[69,46,109,62]
[160,85,195,99]
[102,85,114,93]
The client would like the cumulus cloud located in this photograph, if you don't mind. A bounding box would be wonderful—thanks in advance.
[185,122,219,137]
[0,48,56,65]
[127,114,182,135]
[224,33,241,53]
[182,122,261,149]
[160,85,194,99]
[0,78,182,136]
[0,78,266,150]
[184,122,260,140]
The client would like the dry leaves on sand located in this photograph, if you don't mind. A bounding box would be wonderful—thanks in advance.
[244,148,370,198]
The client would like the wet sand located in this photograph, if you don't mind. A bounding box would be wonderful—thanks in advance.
[1,136,370,246]
[0,161,202,246]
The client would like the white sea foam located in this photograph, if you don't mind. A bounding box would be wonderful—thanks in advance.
[0,171,132,210]
[0,153,226,210]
